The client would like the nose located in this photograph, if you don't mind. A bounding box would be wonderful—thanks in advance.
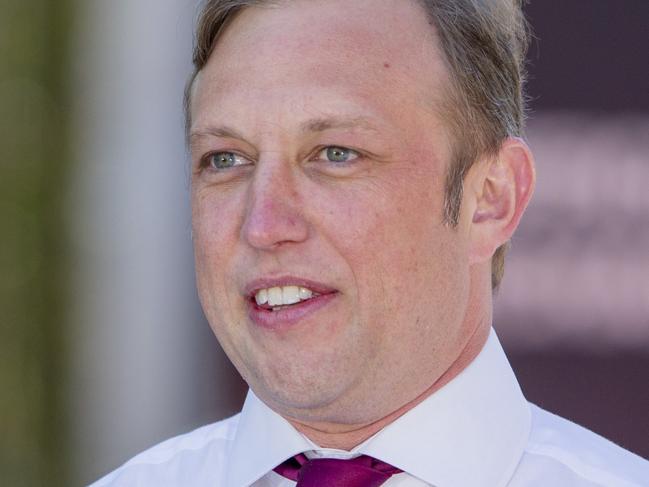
[241,160,309,250]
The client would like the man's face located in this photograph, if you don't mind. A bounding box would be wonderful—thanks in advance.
[190,0,475,423]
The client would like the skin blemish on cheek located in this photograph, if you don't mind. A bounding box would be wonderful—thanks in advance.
[383,62,391,69]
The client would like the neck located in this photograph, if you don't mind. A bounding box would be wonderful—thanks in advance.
[286,320,491,451]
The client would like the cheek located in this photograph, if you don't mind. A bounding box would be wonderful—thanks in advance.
[191,191,252,362]
[320,161,465,322]
[192,187,239,258]
[191,189,241,309]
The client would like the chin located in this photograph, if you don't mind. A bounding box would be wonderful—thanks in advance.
[251,371,352,417]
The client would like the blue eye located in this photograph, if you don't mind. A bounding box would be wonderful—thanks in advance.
[207,152,249,169]
[320,146,359,163]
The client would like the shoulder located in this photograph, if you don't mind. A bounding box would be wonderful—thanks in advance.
[89,413,241,487]
[522,403,649,487]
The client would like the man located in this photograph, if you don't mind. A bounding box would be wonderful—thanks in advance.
[93,0,649,485]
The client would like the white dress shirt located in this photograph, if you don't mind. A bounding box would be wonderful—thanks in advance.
[91,329,649,486]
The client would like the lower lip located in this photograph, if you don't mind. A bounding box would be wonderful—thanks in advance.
[248,293,338,330]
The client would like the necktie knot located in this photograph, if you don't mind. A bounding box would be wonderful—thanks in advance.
[274,453,402,487]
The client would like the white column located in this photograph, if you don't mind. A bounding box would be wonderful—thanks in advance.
[66,1,245,484]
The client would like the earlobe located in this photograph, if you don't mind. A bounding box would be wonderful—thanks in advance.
[468,137,536,263]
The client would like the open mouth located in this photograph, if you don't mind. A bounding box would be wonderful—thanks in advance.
[251,285,322,312]
[245,279,340,328]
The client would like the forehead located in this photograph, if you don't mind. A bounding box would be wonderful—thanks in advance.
[191,0,450,134]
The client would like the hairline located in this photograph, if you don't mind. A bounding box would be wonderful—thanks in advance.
[183,0,469,149]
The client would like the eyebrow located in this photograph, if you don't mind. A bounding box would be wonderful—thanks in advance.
[189,125,245,142]
[189,116,381,146]
[299,116,381,134]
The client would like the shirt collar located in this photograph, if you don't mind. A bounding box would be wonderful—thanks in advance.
[356,328,531,487]
[226,328,531,487]
[225,389,314,487]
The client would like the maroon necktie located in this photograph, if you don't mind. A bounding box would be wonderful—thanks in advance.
[274,453,403,487]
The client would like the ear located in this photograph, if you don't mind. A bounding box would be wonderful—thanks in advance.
[465,137,536,264]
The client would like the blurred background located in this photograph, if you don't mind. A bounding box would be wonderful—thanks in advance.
[1,0,647,485]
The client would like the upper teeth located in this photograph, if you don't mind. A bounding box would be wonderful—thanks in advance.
[255,286,315,306]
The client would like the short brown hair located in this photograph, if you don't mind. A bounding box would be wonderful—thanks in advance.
[185,0,530,291]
